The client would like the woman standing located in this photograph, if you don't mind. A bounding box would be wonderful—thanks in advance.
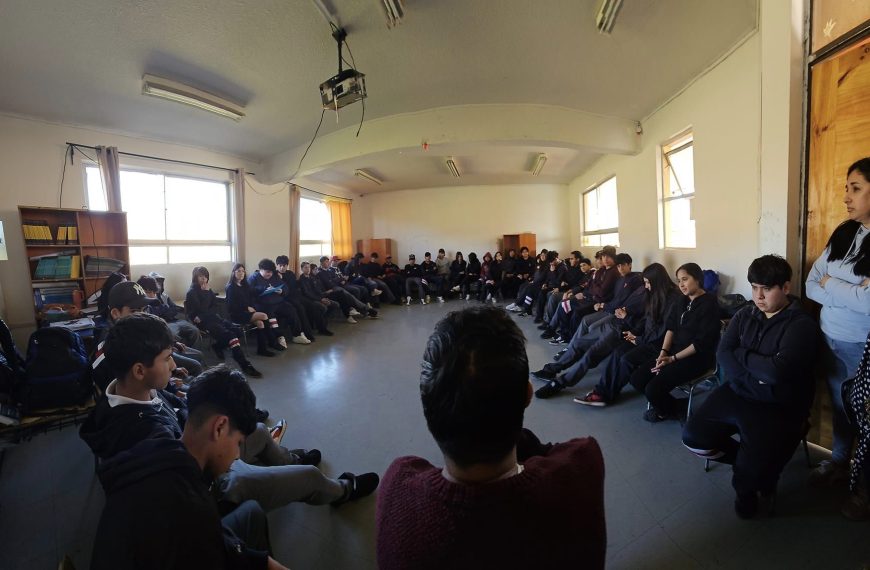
[806,157,870,487]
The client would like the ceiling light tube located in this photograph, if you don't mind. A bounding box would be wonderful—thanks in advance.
[142,74,245,121]
[446,157,461,178]
[354,169,383,185]
[531,153,548,176]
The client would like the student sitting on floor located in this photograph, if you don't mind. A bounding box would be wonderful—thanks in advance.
[629,262,721,422]
[376,306,606,570]
[88,355,287,570]
[81,314,379,521]
[682,255,820,519]
[185,266,263,378]
[225,263,281,358]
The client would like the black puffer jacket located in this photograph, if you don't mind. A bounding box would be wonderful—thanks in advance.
[717,297,820,411]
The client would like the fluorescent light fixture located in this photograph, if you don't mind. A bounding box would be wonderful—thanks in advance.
[531,153,548,176]
[446,157,461,178]
[142,74,245,121]
[354,169,383,185]
[595,0,623,34]
[382,0,405,28]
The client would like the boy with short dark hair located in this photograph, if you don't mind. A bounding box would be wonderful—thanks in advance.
[682,255,820,518]
[89,352,287,569]
[249,258,311,345]
[376,307,605,568]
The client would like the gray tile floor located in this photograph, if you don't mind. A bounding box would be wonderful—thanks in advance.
[1,301,869,569]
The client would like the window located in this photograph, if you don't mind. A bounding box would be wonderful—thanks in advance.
[581,176,619,248]
[299,198,332,261]
[660,131,696,248]
[85,166,233,265]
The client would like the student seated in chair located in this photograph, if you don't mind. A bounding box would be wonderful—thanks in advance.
[376,306,606,569]
[682,255,820,519]
[89,361,289,570]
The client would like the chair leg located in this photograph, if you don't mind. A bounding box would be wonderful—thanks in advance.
[704,458,710,472]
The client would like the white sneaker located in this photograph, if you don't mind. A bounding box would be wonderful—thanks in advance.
[277,336,288,348]
[425,295,431,304]
[491,297,498,304]
[451,286,460,292]
[465,294,471,301]
[437,296,445,303]
[405,297,412,306]
[485,293,492,302]
[372,288,383,296]
[292,334,311,345]
[349,308,361,316]
[505,303,517,311]
[346,316,358,324]
[421,298,427,305]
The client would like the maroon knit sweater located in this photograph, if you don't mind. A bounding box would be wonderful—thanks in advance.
[376,437,606,570]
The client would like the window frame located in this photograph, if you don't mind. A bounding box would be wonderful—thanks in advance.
[298,196,332,262]
[84,164,236,264]
[580,175,620,248]
[658,130,696,249]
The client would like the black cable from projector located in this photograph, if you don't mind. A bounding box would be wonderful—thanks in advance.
[329,22,365,137]
[288,108,327,183]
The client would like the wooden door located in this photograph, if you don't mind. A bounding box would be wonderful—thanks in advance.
[805,35,870,447]
[806,36,870,275]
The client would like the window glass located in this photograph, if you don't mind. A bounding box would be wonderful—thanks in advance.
[165,177,228,241]
[581,176,620,247]
[85,167,108,211]
[661,133,696,248]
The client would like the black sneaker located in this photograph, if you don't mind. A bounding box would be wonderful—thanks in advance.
[367,308,379,319]
[269,342,286,352]
[332,472,380,506]
[540,328,556,339]
[255,408,270,423]
[290,448,322,467]
[535,380,566,399]
[243,363,263,378]
[642,408,668,423]
[537,323,549,330]
[530,368,557,381]
[553,348,568,361]
[256,348,276,357]
[548,336,566,345]
[319,329,335,336]
[533,317,543,324]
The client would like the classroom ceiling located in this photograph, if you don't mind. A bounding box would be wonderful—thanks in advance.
[0,0,757,192]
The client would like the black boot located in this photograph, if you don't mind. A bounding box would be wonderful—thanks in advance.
[212,342,225,360]
[256,329,275,357]
[233,346,262,378]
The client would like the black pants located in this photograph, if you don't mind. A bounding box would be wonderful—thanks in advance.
[557,300,595,339]
[500,276,521,300]
[221,499,272,555]
[594,342,658,403]
[255,301,302,337]
[629,352,713,417]
[682,384,806,496]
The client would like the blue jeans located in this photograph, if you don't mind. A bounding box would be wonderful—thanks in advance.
[825,334,865,464]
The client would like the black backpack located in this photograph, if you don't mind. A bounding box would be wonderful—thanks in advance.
[20,327,93,411]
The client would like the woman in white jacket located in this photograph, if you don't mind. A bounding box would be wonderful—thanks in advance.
[806,157,870,487]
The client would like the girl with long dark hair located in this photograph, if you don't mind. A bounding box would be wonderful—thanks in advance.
[225,263,281,358]
[806,157,870,488]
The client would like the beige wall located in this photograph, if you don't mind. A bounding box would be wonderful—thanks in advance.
[568,34,763,296]
[0,114,289,340]
[351,184,571,262]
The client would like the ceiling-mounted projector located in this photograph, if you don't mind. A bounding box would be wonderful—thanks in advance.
[320,27,367,110]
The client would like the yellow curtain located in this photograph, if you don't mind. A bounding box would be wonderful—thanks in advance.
[326,198,353,259]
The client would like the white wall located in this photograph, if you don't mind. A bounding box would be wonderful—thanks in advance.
[352,184,571,262]
[568,34,763,296]
[0,113,289,340]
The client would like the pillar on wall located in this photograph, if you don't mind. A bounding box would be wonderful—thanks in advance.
[758,0,805,276]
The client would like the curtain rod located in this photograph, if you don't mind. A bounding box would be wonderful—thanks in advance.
[295,184,353,202]
[66,142,255,176]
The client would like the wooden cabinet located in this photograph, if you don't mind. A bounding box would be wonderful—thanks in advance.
[356,238,393,260]
[502,233,536,255]
[19,206,129,326]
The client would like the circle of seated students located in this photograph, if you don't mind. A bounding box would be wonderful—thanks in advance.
[76,156,870,570]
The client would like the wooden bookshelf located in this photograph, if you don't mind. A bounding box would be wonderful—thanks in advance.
[19,206,129,326]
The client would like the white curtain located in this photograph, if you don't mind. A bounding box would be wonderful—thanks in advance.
[95,146,121,212]
[232,169,246,263]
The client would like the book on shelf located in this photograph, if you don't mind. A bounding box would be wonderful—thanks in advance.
[33,253,81,279]
[22,219,53,245]
[67,225,78,244]
[84,255,125,276]
[57,225,68,244]
[33,284,78,305]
